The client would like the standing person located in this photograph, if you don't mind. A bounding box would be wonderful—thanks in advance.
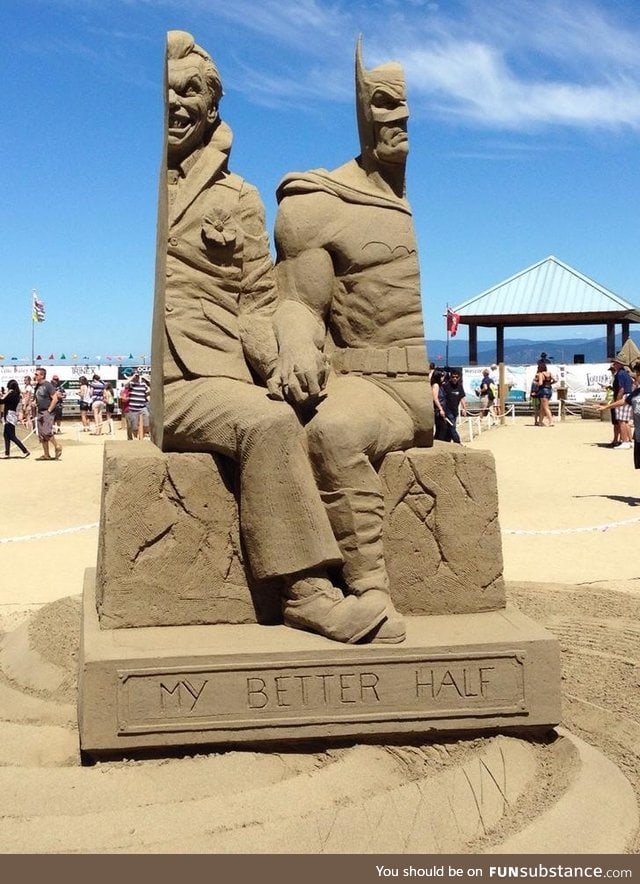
[530,371,542,426]
[119,382,133,440]
[611,358,633,450]
[477,368,496,418]
[51,375,65,434]
[1,380,30,458]
[20,375,34,427]
[535,360,556,427]
[441,370,467,443]
[77,375,92,432]
[127,371,149,440]
[33,367,62,461]
[600,365,618,446]
[103,382,116,435]
[431,369,449,441]
[90,373,105,435]
[600,361,640,466]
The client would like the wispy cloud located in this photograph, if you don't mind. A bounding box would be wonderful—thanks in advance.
[383,0,640,130]
[35,0,640,131]
[220,0,640,132]
[132,0,351,53]
[403,40,640,129]
[214,0,350,49]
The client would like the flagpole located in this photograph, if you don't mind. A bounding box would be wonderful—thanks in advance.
[31,292,35,364]
[445,304,450,368]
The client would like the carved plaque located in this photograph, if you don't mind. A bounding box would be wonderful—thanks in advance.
[117,652,526,735]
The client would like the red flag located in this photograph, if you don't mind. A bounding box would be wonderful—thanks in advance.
[446,308,461,337]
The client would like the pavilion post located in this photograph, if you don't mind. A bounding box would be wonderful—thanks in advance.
[496,325,504,364]
[606,322,616,358]
[468,325,478,366]
[622,321,630,344]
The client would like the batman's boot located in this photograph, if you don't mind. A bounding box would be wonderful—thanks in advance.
[362,598,406,644]
[320,489,407,644]
[282,572,387,644]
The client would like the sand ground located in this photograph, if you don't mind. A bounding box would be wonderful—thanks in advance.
[0,412,638,852]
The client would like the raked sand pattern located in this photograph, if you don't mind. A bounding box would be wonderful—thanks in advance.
[0,415,638,853]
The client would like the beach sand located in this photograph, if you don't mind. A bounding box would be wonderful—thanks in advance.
[0,413,638,852]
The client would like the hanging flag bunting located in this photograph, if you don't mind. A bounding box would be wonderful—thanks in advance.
[11,356,18,361]
[128,353,134,359]
[446,308,461,338]
[0,355,4,361]
[71,354,78,359]
[48,353,55,360]
[36,354,43,361]
[32,290,46,322]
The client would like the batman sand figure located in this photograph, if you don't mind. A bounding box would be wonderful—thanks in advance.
[273,39,434,643]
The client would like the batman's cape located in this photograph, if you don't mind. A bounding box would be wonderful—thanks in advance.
[276,158,411,215]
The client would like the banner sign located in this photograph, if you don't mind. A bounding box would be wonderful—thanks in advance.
[462,363,612,404]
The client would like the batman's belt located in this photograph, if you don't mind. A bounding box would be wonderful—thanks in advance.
[332,346,429,377]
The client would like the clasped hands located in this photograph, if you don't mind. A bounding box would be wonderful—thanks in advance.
[267,343,329,406]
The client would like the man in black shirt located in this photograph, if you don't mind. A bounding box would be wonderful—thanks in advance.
[442,370,467,444]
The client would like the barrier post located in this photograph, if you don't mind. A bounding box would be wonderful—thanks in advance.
[498,362,506,425]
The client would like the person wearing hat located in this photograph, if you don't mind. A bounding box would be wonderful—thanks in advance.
[600,361,640,460]
[610,358,633,449]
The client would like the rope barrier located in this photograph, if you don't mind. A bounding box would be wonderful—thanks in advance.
[503,516,640,536]
[3,511,637,545]
[0,523,99,544]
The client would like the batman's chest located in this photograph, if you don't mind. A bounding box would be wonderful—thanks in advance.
[329,205,417,274]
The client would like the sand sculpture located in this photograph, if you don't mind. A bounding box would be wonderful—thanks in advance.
[148,29,394,645]
[78,32,561,755]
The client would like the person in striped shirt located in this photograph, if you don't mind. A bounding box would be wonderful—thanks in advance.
[127,371,149,440]
[90,374,105,435]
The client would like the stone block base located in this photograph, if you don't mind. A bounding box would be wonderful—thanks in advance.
[79,570,560,756]
[380,446,504,615]
[95,443,280,628]
[96,443,504,629]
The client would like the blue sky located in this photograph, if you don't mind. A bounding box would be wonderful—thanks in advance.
[3,0,640,361]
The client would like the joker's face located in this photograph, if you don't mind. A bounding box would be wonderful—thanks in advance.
[167,55,217,164]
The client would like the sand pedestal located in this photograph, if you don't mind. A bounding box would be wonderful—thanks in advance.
[79,571,560,755]
[94,442,505,628]
[78,443,560,756]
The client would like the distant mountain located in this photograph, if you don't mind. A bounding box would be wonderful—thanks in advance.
[425,335,638,366]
